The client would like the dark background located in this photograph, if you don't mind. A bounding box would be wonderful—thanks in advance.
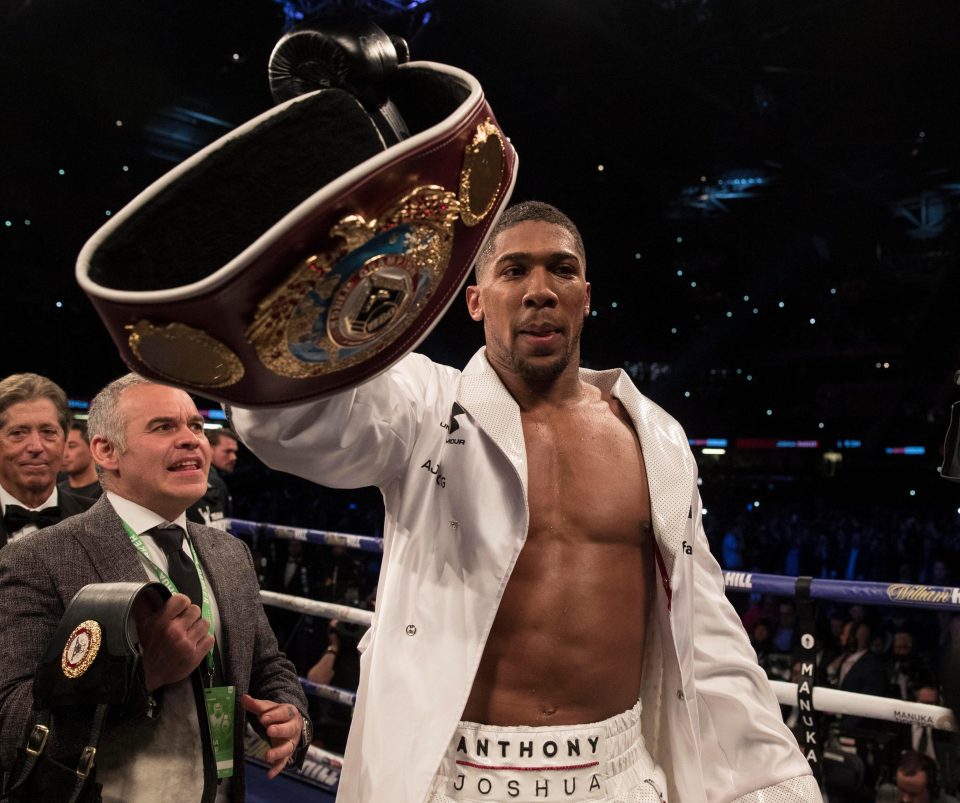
[3,0,960,509]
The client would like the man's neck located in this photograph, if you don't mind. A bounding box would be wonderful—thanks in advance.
[0,480,56,510]
[105,491,189,531]
[69,465,99,488]
[489,355,586,411]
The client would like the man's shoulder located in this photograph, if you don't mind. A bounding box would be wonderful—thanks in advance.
[58,480,102,503]
[208,467,229,491]
[395,352,462,387]
[59,487,98,513]
[187,520,245,552]
[582,365,688,438]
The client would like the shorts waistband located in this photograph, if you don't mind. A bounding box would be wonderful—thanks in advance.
[431,700,659,802]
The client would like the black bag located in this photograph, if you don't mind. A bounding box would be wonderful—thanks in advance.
[2,582,169,803]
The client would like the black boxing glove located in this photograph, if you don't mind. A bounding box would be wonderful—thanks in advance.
[269,16,410,145]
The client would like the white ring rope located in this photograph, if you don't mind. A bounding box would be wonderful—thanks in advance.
[259,589,373,626]
[771,680,958,732]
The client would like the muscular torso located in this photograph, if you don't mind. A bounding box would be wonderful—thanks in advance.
[462,386,654,726]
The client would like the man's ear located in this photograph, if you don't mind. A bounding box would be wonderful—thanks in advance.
[466,285,484,322]
[90,435,119,473]
[583,281,592,317]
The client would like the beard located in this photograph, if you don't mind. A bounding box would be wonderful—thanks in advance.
[486,316,583,385]
[512,347,572,384]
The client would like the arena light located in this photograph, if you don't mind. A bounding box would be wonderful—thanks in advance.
[689,438,728,447]
[885,446,926,455]
[702,447,726,455]
[733,438,820,450]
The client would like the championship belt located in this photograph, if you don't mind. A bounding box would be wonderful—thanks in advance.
[76,19,517,406]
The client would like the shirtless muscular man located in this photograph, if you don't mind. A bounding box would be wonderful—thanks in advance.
[231,201,821,803]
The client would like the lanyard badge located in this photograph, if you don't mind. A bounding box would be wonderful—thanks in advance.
[205,685,236,778]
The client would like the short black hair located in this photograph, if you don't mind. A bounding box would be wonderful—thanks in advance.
[897,750,938,792]
[69,419,90,444]
[473,200,585,282]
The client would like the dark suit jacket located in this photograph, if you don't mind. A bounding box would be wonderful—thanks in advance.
[0,487,94,547]
[0,495,308,802]
[839,650,894,735]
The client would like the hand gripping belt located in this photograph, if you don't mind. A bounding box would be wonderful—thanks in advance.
[76,18,518,407]
[2,582,170,803]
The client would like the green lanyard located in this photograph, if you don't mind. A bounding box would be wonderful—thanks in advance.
[122,520,217,683]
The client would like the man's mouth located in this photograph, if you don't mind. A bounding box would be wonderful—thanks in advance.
[518,321,563,338]
[167,458,203,472]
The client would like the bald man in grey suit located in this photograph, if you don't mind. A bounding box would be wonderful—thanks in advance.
[0,375,309,802]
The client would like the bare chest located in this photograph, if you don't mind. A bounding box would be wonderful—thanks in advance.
[522,407,651,544]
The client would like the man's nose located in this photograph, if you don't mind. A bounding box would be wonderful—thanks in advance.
[24,430,45,452]
[176,426,202,447]
[522,268,558,307]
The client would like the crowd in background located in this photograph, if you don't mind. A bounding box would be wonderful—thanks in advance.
[710,494,960,800]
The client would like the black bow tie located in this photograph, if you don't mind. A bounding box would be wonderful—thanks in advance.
[3,504,61,533]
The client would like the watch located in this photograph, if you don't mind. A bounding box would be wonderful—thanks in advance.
[300,714,313,748]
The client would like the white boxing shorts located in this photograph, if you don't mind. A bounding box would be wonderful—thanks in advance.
[427,699,668,803]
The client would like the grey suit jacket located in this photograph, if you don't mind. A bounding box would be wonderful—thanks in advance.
[0,494,308,802]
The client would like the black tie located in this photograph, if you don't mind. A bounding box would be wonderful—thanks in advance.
[4,505,61,533]
[149,525,202,606]
[148,525,225,686]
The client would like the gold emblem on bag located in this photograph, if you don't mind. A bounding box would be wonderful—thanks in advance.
[62,620,102,679]
[127,321,245,388]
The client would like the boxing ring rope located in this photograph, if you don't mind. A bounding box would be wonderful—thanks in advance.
[228,518,383,554]
[300,678,357,707]
[259,589,374,627]
[722,570,960,613]
[769,680,957,732]
[229,518,960,790]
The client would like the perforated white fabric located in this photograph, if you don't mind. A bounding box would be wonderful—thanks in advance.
[731,774,823,802]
